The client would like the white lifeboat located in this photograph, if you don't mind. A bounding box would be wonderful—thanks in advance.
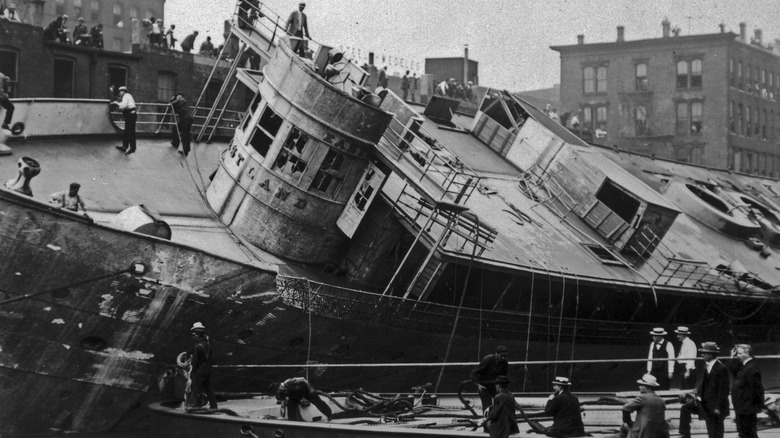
[664,181,759,239]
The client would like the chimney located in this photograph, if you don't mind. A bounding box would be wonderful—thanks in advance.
[739,22,746,41]
[754,29,763,45]
[463,44,469,86]
[662,18,670,38]
[577,34,584,45]
[617,26,625,42]
[718,23,726,33]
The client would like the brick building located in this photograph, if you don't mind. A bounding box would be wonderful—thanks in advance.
[551,21,780,175]
[0,20,247,110]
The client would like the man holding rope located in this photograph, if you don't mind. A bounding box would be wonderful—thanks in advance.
[169,92,193,157]
[269,377,332,422]
[471,345,509,413]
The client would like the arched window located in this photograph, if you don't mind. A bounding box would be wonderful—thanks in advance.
[596,66,607,92]
[583,67,594,93]
[113,3,123,26]
[129,6,138,20]
[90,0,100,22]
[690,59,702,87]
[55,0,65,15]
[691,102,702,134]
[74,0,83,18]
[738,61,743,89]
[145,9,154,20]
[635,63,647,91]
[676,61,689,88]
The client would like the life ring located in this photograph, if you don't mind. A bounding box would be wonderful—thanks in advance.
[176,351,191,368]
[10,122,24,136]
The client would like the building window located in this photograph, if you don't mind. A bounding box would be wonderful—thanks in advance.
[113,3,123,26]
[583,107,592,130]
[738,103,744,135]
[746,65,752,92]
[583,67,594,94]
[274,127,309,181]
[690,59,702,88]
[746,106,752,137]
[107,64,128,90]
[729,101,736,134]
[729,58,735,87]
[249,106,283,157]
[635,63,647,91]
[597,66,607,93]
[761,69,766,85]
[738,61,743,89]
[145,9,154,20]
[596,106,607,133]
[754,107,759,137]
[763,109,768,140]
[53,58,75,98]
[74,0,83,18]
[112,37,122,51]
[311,149,346,194]
[55,0,65,15]
[691,102,702,134]
[157,72,176,102]
[90,0,100,22]
[676,61,688,88]
[635,105,647,136]
[129,6,138,20]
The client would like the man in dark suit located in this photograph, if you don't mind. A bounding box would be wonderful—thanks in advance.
[471,346,508,414]
[679,342,730,438]
[485,375,519,438]
[729,344,764,438]
[543,377,585,437]
[285,2,310,57]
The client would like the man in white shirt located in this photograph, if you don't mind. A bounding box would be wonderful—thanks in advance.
[2,3,21,22]
[112,86,137,155]
[675,326,697,390]
[646,327,674,390]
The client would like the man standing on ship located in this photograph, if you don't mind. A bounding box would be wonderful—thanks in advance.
[284,2,310,57]
[0,71,14,131]
[169,92,193,157]
[112,86,137,155]
[187,322,218,409]
[675,326,697,390]
[471,345,509,413]
[647,327,674,390]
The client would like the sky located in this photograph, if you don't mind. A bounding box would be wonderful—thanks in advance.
[165,0,780,91]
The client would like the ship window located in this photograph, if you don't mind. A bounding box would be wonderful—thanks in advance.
[241,94,263,132]
[274,127,309,179]
[595,179,640,223]
[311,149,345,194]
[250,107,283,157]
[583,244,624,266]
[0,49,17,97]
[352,167,376,211]
[53,57,75,98]
[156,72,176,102]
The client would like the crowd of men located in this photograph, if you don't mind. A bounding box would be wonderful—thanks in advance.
[435,77,476,102]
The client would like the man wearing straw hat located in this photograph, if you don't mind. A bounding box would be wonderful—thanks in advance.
[187,322,218,409]
[542,376,585,437]
[621,374,668,438]
[674,326,697,390]
[678,342,729,438]
[647,327,674,390]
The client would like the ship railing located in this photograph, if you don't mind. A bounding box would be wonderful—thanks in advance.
[629,226,774,295]
[518,163,578,220]
[109,102,242,138]
[381,117,479,204]
[386,185,496,256]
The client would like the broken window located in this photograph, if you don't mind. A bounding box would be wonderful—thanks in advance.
[352,167,376,211]
[250,106,283,157]
[311,149,345,194]
[241,93,263,132]
[274,127,308,179]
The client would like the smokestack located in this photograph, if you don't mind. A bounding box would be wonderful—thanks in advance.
[577,34,584,45]
[718,23,725,33]
[662,18,670,38]
[463,44,469,85]
[739,22,746,41]
[754,29,763,45]
[617,26,625,42]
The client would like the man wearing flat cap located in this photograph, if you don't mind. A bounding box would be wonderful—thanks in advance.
[542,377,585,437]
[675,326,697,390]
[484,375,519,438]
[471,345,509,413]
[186,322,218,409]
[679,342,729,438]
[285,2,310,57]
[646,327,674,390]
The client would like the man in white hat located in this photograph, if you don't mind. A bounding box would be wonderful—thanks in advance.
[187,322,218,409]
[284,2,310,57]
[675,326,697,390]
[646,327,674,390]
[112,86,137,155]
[678,342,729,438]
[622,374,667,438]
[542,377,585,437]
